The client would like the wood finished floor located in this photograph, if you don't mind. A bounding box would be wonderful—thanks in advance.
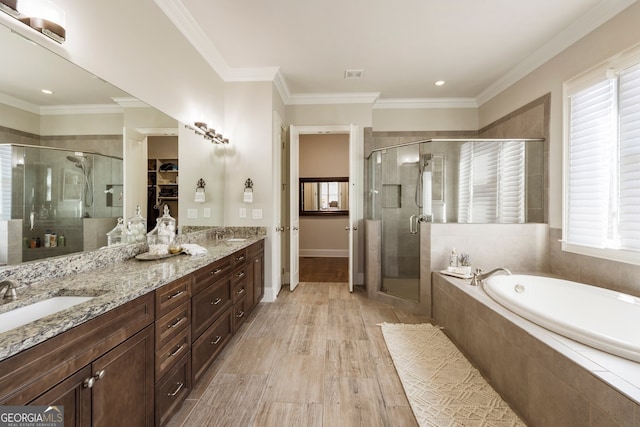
[168,282,431,427]
[299,257,349,282]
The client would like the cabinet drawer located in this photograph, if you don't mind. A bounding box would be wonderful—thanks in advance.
[155,275,192,318]
[231,248,247,266]
[0,293,154,405]
[156,327,191,380]
[192,307,232,385]
[191,276,232,339]
[233,297,248,333]
[192,256,232,295]
[232,278,248,304]
[155,301,190,350]
[155,352,191,427]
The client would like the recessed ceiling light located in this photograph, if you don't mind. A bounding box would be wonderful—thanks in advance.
[434,80,445,86]
[41,89,54,95]
[345,69,364,79]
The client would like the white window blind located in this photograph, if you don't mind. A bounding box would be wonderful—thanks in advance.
[457,141,525,223]
[566,78,616,248]
[0,145,11,220]
[618,63,640,251]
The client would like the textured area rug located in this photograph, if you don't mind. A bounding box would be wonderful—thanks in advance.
[379,323,526,427]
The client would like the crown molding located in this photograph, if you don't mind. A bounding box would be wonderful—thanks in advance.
[111,97,149,108]
[39,104,123,115]
[154,0,233,80]
[0,92,39,114]
[286,92,381,105]
[373,98,478,109]
[476,0,638,105]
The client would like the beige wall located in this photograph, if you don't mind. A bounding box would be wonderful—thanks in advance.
[372,107,478,131]
[479,2,640,228]
[299,134,349,256]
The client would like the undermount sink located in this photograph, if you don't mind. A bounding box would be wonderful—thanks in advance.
[0,296,94,334]
[226,238,247,242]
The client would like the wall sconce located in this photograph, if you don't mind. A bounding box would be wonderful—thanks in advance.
[189,122,230,145]
[243,178,254,204]
[0,0,66,43]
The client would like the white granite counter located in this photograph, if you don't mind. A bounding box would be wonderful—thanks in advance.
[0,235,265,362]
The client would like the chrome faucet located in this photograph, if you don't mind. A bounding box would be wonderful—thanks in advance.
[470,268,512,286]
[0,279,18,301]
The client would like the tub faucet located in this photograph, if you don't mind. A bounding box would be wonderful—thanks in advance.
[470,268,512,286]
[0,279,18,301]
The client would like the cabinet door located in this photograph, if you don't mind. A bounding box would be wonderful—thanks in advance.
[91,325,154,427]
[29,366,92,427]
[252,251,264,307]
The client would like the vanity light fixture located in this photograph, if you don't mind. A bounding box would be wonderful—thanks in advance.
[189,122,230,145]
[0,0,66,43]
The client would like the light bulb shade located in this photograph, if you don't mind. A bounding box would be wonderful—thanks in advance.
[18,0,66,43]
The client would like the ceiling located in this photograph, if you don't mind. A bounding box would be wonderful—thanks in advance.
[0,0,636,111]
[161,0,637,105]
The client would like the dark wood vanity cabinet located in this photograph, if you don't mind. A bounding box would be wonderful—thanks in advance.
[154,275,192,427]
[0,239,265,427]
[0,293,155,427]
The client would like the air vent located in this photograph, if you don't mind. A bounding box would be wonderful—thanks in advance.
[344,69,364,79]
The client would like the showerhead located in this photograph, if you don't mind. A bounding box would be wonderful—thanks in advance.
[66,155,81,163]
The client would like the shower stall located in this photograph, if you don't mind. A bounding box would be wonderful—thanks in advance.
[368,141,432,301]
[0,144,123,264]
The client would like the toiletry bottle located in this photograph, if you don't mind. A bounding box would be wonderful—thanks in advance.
[44,230,51,247]
[50,233,57,247]
[36,237,41,248]
[58,234,65,247]
[449,248,458,268]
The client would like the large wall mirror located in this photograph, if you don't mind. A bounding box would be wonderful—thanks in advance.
[0,22,179,266]
[299,177,349,216]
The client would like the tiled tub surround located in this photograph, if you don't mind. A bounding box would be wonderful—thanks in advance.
[0,227,265,361]
[433,273,640,427]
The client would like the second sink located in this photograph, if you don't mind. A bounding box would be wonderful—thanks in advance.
[0,296,95,334]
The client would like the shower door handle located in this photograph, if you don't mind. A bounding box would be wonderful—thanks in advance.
[409,215,418,235]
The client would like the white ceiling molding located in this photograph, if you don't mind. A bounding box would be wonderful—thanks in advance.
[373,98,478,109]
[476,0,638,105]
[154,0,233,80]
[135,127,179,136]
[39,104,124,115]
[286,92,381,105]
[0,92,40,114]
[111,97,150,108]
[273,70,291,104]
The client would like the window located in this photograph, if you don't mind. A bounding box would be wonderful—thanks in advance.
[457,141,525,223]
[563,45,640,264]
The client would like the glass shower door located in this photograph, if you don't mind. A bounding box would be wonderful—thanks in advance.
[371,143,430,302]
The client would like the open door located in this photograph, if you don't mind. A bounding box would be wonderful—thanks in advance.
[123,127,146,218]
[289,125,300,291]
[348,124,359,292]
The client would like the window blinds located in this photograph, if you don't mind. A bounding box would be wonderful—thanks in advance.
[566,78,616,248]
[618,63,640,251]
[457,141,525,223]
[0,145,11,220]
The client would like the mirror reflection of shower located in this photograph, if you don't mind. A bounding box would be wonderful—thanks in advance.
[66,154,94,214]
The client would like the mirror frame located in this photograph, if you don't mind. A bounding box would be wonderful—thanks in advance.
[299,177,349,216]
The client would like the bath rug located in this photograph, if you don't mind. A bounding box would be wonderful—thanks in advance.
[379,323,526,427]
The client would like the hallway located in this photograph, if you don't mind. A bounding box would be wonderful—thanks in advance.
[168,281,430,426]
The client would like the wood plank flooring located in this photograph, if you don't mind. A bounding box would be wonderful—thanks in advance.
[168,282,431,427]
[300,257,349,282]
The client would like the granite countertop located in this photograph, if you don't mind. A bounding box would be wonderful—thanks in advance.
[0,236,265,362]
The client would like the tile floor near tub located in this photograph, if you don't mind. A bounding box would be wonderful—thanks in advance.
[167,282,430,427]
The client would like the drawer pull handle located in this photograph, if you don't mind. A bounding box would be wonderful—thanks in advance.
[255,259,260,263]
[168,290,184,299]
[168,317,186,329]
[211,297,222,305]
[236,272,245,279]
[169,344,185,357]
[167,382,184,397]
[83,370,106,388]
[211,336,222,345]
[236,288,245,295]
[211,268,223,275]
[236,311,245,319]
[236,255,245,261]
